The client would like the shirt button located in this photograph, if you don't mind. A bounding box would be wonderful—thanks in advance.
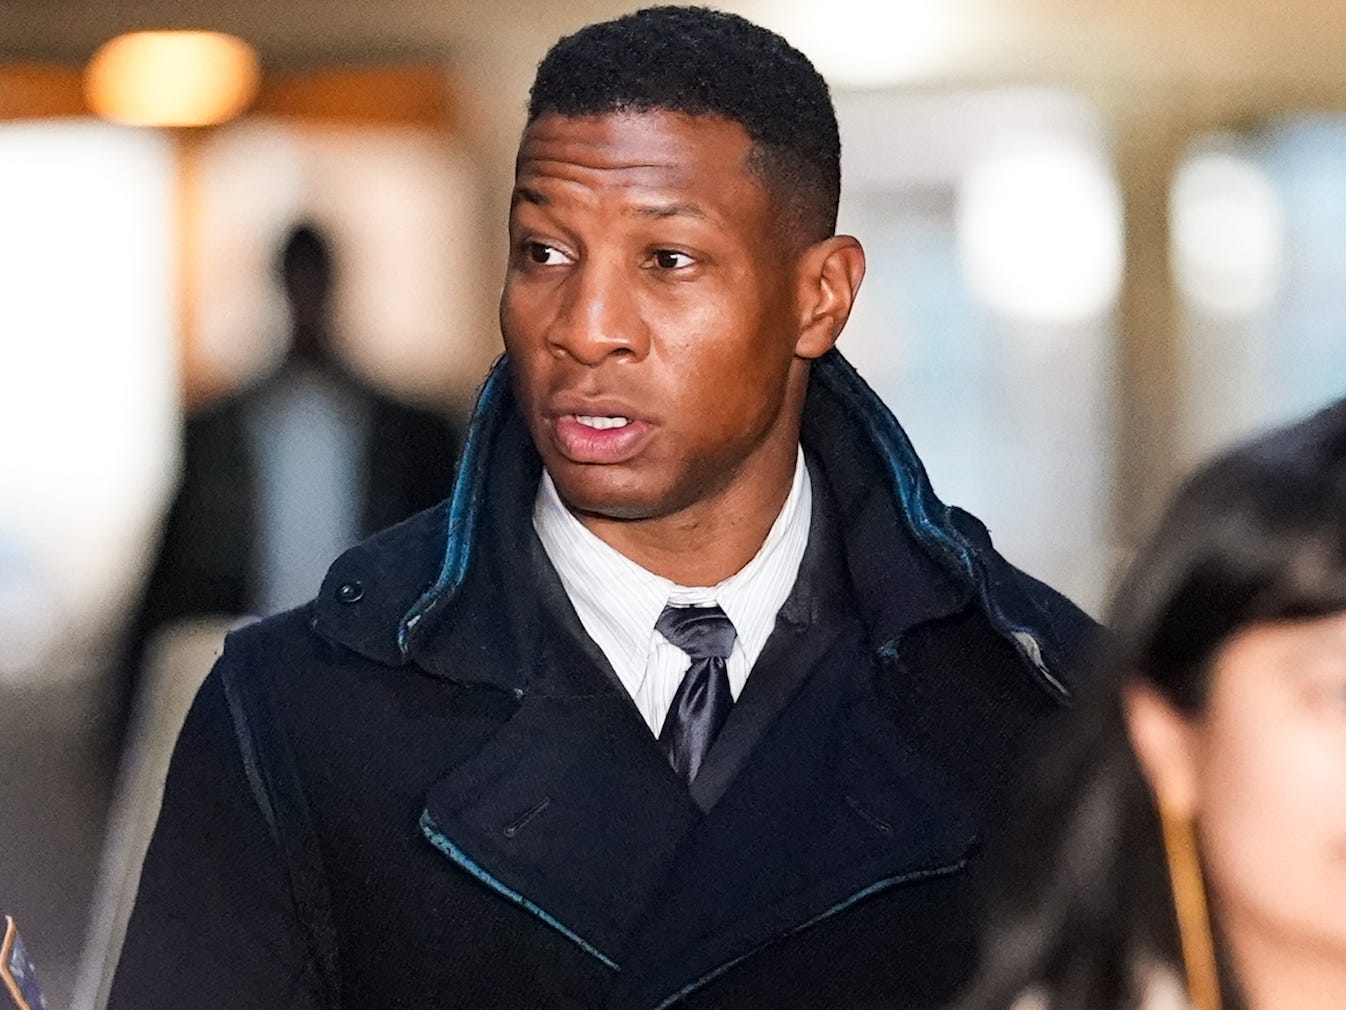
[336,581,365,604]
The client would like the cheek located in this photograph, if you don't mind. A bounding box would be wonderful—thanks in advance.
[500,276,561,352]
[499,288,533,355]
[1198,710,1346,947]
[670,346,794,449]
[660,298,795,414]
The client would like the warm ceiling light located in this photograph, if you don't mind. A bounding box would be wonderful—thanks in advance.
[85,31,261,127]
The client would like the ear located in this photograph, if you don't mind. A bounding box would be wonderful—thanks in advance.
[793,235,866,360]
[1123,681,1203,819]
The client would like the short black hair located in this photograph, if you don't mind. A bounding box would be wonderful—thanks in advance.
[527,5,840,243]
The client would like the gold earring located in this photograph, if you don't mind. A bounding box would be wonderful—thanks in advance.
[1159,804,1223,1010]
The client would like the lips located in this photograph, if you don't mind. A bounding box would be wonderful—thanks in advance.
[552,414,653,464]
[545,397,654,465]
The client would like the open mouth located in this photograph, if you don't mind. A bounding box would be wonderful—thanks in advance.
[574,415,630,430]
[551,413,652,464]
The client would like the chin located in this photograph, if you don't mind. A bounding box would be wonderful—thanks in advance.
[549,468,668,522]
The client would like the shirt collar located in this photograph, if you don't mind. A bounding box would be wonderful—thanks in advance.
[533,449,812,695]
[673,449,811,667]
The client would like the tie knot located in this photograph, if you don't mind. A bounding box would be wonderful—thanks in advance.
[655,603,737,661]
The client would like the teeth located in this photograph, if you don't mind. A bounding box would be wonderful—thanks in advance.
[575,415,630,430]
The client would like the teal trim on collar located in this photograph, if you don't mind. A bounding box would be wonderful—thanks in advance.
[398,358,511,655]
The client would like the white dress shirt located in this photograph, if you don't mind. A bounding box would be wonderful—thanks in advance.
[533,448,813,736]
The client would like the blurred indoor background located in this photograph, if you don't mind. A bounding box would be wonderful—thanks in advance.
[2,1,1345,1006]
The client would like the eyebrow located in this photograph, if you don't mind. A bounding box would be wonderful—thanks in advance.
[512,186,548,207]
[631,202,708,221]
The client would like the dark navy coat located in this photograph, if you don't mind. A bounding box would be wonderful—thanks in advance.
[110,351,1096,1010]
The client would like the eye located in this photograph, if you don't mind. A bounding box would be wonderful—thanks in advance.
[652,249,694,270]
[525,242,570,266]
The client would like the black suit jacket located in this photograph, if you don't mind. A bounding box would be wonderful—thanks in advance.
[110,352,1095,1009]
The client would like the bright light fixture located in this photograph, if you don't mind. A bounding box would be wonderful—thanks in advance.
[747,0,987,89]
[1171,146,1285,319]
[956,141,1124,325]
[85,31,261,128]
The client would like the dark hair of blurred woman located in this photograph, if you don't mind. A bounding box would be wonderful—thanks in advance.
[961,399,1346,1010]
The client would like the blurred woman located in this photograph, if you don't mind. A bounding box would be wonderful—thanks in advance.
[961,399,1346,1010]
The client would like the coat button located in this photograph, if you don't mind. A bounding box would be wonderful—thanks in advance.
[336,580,365,604]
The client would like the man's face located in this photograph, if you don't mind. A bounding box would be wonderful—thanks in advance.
[501,110,809,525]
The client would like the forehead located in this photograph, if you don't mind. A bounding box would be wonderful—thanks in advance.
[1218,611,1346,668]
[1206,610,1346,718]
[512,111,767,216]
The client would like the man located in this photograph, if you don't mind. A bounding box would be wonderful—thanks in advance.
[127,222,462,630]
[114,223,462,730]
[110,8,1095,1009]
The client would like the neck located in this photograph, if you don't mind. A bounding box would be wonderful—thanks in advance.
[289,321,333,364]
[1227,920,1346,1010]
[576,444,799,586]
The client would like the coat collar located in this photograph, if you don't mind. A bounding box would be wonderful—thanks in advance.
[312,350,1090,700]
[304,351,1083,1003]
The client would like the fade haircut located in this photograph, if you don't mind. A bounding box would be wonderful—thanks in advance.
[527,5,841,244]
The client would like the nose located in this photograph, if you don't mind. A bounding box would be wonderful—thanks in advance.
[546,258,647,366]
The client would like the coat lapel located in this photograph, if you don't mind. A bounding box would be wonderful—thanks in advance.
[682,459,844,814]
[606,622,982,1008]
[420,686,700,969]
[605,471,982,1009]
[412,495,702,972]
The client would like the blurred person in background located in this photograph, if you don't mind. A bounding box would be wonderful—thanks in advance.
[960,398,1346,1010]
[115,221,462,724]
[108,8,1095,1009]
